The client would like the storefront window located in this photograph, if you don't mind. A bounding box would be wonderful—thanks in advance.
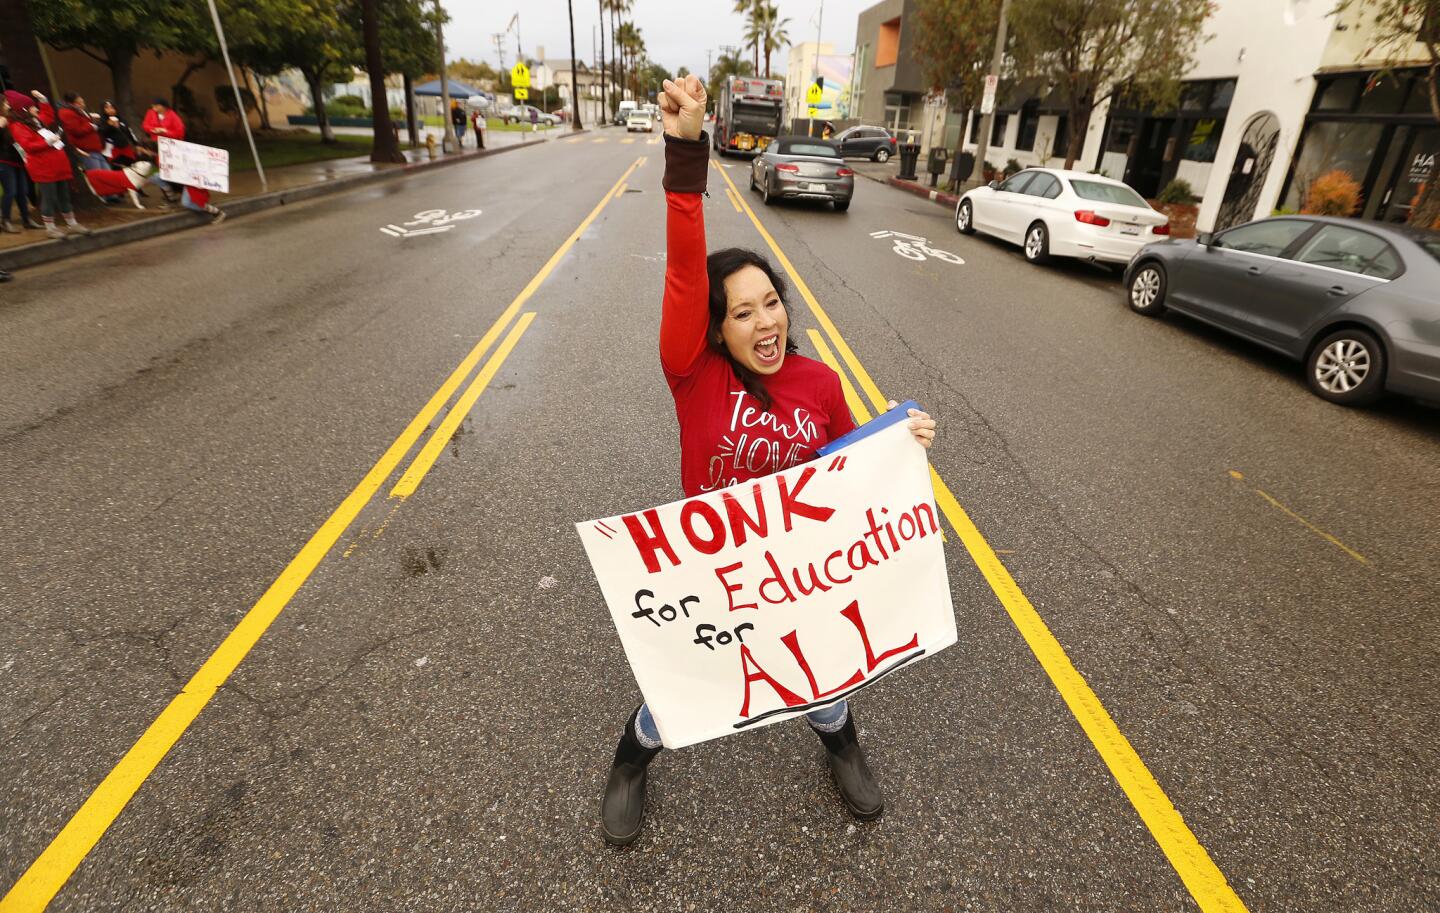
[1180,82,1210,111]
[990,112,1009,147]
[1183,118,1224,163]
[1106,116,1138,153]
[1053,114,1069,158]
[1356,74,1405,115]
[1314,75,1362,112]
[1403,75,1435,114]
[1015,106,1039,151]
[1211,79,1236,111]
[1283,120,1384,211]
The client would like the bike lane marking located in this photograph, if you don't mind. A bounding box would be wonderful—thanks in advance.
[715,161,1248,913]
[0,155,646,913]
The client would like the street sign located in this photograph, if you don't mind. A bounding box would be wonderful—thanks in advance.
[980,74,998,115]
[514,87,528,101]
[511,62,530,89]
[806,78,824,105]
[808,107,820,118]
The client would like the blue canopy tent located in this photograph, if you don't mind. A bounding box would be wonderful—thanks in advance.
[413,79,484,99]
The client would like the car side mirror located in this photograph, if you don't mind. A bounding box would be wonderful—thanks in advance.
[987,180,1000,191]
[1196,231,1214,247]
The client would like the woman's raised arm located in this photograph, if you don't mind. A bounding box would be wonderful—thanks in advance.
[658,76,711,376]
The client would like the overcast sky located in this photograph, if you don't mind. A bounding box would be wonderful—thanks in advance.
[443,0,878,79]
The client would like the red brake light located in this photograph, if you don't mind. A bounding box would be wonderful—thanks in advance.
[836,167,854,176]
[1074,210,1111,226]
[1152,222,1171,235]
[775,163,800,172]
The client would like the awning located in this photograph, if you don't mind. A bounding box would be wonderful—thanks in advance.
[413,79,485,99]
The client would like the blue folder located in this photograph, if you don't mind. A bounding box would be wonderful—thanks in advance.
[816,399,921,456]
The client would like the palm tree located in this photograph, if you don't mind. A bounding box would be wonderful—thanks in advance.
[732,0,760,74]
[597,0,607,121]
[708,49,754,102]
[616,22,644,99]
[758,3,791,79]
[607,0,632,104]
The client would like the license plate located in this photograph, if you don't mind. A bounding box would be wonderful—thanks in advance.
[804,182,828,192]
[1119,223,1141,236]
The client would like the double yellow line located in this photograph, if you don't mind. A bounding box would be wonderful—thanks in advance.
[0,155,646,913]
[711,164,1250,913]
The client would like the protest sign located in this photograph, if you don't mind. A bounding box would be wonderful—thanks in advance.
[576,405,956,749]
[157,137,230,194]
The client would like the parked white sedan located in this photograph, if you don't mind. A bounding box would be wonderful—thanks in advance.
[955,168,1170,267]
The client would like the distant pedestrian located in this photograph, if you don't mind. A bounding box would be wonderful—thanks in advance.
[529,106,538,132]
[58,92,108,172]
[7,94,92,240]
[0,93,41,233]
[471,108,485,149]
[97,101,139,166]
[141,98,185,200]
[452,101,466,147]
[821,121,835,140]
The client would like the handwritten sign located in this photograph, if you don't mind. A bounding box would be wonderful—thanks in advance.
[157,137,229,194]
[577,409,956,749]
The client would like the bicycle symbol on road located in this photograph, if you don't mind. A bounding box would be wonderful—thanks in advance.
[380,208,482,238]
[869,230,964,264]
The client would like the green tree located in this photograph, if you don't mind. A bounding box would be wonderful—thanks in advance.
[246,0,357,143]
[1337,0,1439,227]
[733,0,759,73]
[31,0,208,127]
[754,2,790,79]
[446,58,498,86]
[708,49,753,104]
[1007,0,1212,168]
[913,0,999,107]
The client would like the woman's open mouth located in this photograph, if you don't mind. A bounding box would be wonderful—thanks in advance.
[755,334,782,366]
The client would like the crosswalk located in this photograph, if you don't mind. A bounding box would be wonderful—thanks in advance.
[593,135,661,145]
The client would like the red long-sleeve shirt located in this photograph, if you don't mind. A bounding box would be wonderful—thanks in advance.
[660,135,853,497]
[58,106,102,153]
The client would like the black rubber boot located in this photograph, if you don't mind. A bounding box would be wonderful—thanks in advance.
[600,707,662,846]
[812,711,884,820]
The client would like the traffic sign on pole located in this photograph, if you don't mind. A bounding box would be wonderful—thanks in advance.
[514,87,529,101]
[511,62,531,89]
[980,74,998,115]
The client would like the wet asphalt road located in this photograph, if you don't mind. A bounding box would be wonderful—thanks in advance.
[2,128,1438,913]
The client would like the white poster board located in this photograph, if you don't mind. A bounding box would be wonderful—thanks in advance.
[980,75,998,116]
[576,410,957,749]
[157,137,230,194]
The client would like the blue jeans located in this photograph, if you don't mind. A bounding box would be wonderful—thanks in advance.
[78,151,109,172]
[634,699,849,749]
[179,188,209,213]
[0,163,30,223]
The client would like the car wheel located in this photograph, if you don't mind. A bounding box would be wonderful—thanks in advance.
[1127,261,1167,316]
[955,199,975,235]
[834,200,850,212]
[874,148,890,163]
[749,168,757,191]
[761,176,773,206]
[1023,222,1051,264]
[1306,328,1386,406]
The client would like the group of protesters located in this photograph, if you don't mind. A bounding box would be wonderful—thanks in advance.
[0,88,225,276]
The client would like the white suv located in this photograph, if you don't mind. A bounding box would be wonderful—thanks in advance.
[626,110,654,133]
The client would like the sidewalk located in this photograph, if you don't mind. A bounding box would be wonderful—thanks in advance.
[0,129,557,270]
[851,157,962,207]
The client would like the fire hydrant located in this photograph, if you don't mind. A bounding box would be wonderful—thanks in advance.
[425,132,437,159]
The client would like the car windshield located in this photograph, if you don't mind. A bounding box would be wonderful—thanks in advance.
[1418,236,1440,265]
[779,142,837,157]
[1069,179,1148,208]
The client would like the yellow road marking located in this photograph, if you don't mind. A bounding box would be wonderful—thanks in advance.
[620,137,635,144]
[724,186,742,213]
[391,314,537,499]
[807,330,870,422]
[648,136,661,145]
[592,137,607,143]
[0,158,643,913]
[718,163,1248,913]
[1229,471,1369,565]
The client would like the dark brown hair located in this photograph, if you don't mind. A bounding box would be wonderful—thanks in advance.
[705,247,798,410]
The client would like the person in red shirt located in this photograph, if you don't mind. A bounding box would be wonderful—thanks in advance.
[599,74,937,846]
[57,92,107,172]
[141,98,186,199]
[7,95,92,240]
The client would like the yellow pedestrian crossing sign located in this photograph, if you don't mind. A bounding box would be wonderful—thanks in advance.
[511,62,531,89]
[808,107,820,118]
[806,78,824,105]
[514,87,529,101]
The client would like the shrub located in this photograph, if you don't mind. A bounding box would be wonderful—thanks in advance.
[1157,178,1197,205]
[1301,169,1362,217]
[331,93,366,109]
[1004,157,1021,175]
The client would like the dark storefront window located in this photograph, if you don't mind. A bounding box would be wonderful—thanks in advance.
[1106,116,1139,153]
[991,112,1009,146]
[1015,106,1039,151]
[1053,114,1070,158]
[969,114,980,143]
[1315,75,1363,111]
[1357,74,1406,114]
[1283,121,1385,211]
[1183,118,1223,163]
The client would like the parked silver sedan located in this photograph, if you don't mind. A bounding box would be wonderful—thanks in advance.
[749,136,855,211]
[1124,215,1440,407]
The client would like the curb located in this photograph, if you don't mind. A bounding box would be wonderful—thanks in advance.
[0,136,559,272]
[885,176,960,209]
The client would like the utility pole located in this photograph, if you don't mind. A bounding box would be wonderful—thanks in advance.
[435,0,456,153]
[567,0,583,130]
[597,0,608,124]
[809,0,824,137]
[205,0,267,190]
[967,0,1010,189]
[493,32,507,72]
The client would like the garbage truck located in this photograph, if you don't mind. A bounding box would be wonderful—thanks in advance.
[712,76,785,155]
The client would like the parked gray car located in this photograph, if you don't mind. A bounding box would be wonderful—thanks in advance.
[1124,215,1440,406]
[749,136,855,211]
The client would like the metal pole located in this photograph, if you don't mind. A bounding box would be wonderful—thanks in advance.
[435,0,457,153]
[811,0,823,136]
[205,0,266,191]
[968,0,1010,189]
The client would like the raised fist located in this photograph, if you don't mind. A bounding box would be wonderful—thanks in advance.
[659,75,706,142]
